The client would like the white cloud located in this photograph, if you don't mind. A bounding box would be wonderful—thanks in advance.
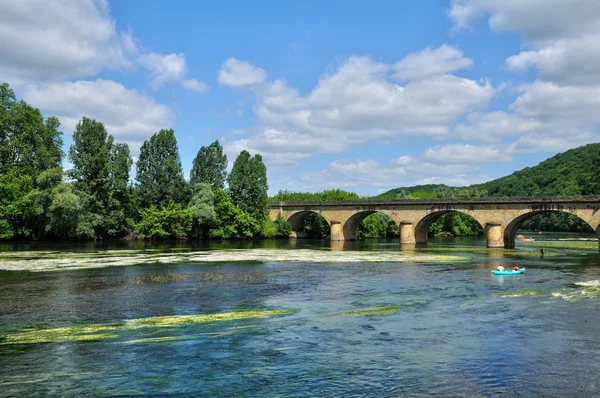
[218,58,267,86]
[138,52,187,89]
[453,111,545,142]
[22,79,175,153]
[0,0,131,82]
[449,0,600,42]
[137,52,209,92]
[507,131,600,154]
[511,81,600,124]
[231,55,494,166]
[447,0,600,171]
[393,44,473,81]
[295,155,490,192]
[181,78,209,93]
[422,144,509,164]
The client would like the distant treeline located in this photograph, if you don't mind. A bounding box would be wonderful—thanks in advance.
[0,82,290,241]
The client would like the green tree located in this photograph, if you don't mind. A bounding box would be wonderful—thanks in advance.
[210,189,259,239]
[188,183,216,238]
[135,201,192,240]
[106,143,133,236]
[0,83,63,179]
[136,129,189,209]
[0,172,34,239]
[227,150,268,222]
[22,167,64,239]
[190,140,228,190]
[45,183,91,239]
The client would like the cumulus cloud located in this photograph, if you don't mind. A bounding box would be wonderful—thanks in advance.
[453,111,545,142]
[393,44,473,81]
[0,0,131,82]
[295,155,492,192]
[449,0,600,42]
[138,52,187,89]
[181,79,209,93]
[422,144,509,164]
[138,53,208,92]
[218,58,267,86]
[447,0,600,168]
[228,54,494,167]
[22,79,175,153]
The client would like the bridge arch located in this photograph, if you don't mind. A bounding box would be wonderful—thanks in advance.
[503,210,596,248]
[414,210,485,245]
[342,210,398,241]
[285,210,331,238]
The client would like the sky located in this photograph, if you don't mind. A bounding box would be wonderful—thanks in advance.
[1,0,600,196]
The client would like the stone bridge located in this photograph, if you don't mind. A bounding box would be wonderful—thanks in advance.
[269,196,600,249]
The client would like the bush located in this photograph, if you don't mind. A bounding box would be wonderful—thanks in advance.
[209,190,259,239]
[135,201,192,239]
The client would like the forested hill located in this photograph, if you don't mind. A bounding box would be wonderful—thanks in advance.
[374,142,600,200]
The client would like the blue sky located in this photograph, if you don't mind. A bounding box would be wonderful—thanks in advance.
[2,0,599,195]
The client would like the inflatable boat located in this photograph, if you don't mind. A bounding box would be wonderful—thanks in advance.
[493,268,526,275]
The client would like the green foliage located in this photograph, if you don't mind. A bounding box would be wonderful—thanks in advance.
[136,129,189,209]
[0,83,63,179]
[0,172,34,239]
[300,213,330,238]
[275,214,292,237]
[68,117,133,238]
[270,189,362,202]
[188,183,216,238]
[190,140,228,190]
[358,213,399,238]
[260,214,292,238]
[135,201,192,240]
[227,150,269,221]
[22,167,64,239]
[209,190,260,239]
[429,213,483,236]
[45,183,91,239]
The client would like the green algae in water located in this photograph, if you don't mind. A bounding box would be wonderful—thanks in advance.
[326,304,401,317]
[493,289,544,298]
[0,249,468,272]
[1,309,295,345]
[523,241,598,250]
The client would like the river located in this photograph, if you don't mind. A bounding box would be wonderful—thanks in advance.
[1,233,599,397]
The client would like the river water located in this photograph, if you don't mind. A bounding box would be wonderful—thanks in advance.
[1,234,599,397]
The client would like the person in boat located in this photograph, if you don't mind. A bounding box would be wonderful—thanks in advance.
[513,265,520,271]
[497,265,505,272]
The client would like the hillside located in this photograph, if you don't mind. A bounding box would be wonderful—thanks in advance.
[374,142,600,199]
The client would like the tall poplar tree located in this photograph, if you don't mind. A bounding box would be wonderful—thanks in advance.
[69,117,132,238]
[227,150,268,222]
[190,140,228,190]
[136,129,189,209]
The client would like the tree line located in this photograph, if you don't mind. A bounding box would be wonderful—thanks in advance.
[0,82,290,240]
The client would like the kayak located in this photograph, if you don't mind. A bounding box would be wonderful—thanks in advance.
[493,268,526,275]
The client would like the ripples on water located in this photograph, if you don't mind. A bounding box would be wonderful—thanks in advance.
[0,237,599,397]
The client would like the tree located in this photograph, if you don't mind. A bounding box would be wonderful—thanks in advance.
[68,117,116,238]
[0,82,63,179]
[0,172,34,239]
[227,150,268,222]
[45,183,91,239]
[106,143,133,236]
[210,189,259,239]
[135,201,192,240]
[188,183,216,238]
[136,129,189,209]
[190,140,227,190]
